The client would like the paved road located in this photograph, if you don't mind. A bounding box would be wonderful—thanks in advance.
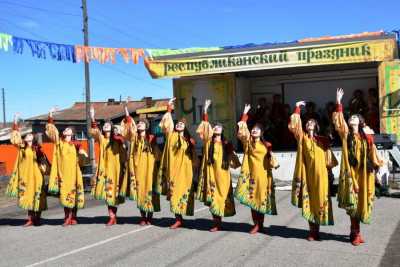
[0,191,399,267]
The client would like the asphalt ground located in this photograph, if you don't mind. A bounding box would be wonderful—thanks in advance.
[0,191,399,267]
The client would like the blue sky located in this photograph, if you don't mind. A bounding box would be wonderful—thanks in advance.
[0,0,398,121]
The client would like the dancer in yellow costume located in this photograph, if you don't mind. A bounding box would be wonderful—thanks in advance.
[121,105,161,226]
[158,97,197,229]
[6,113,48,226]
[289,100,337,241]
[90,106,127,226]
[196,99,240,232]
[235,104,279,234]
[46,108,87,226]
[333,88,383,246]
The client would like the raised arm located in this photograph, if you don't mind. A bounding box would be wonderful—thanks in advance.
[332,88,349,139]
[88,106,103,142]
[159,97,175,135]
[75,142,89,166]
[121,104,137,141]
[196,99,213,141]
[45,107,59,144]
[237,104,251,143]
[10,113,23,146]
[288,101,305,141]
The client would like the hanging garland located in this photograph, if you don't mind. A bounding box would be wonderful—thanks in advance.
[12,36,76,62]
[0,32,222,64]
[75,46,144,64]
[0,33,13,52]
[0,30,389,65]
[0,32,150,64]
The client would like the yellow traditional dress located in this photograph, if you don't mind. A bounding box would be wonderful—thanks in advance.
[90,124,127,207]
[289,107,336,225]
[158,112,196,216]
[46,122,85,209]
[6,128,47,212]
[196,116,240,217]
[235,115,278,215]
[122,117,161,213]
[333,104,383,224]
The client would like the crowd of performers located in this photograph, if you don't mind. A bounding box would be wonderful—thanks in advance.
[6,88,384,246]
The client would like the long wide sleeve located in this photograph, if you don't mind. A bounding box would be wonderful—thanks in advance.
[89,121,103,143]
[159,109,174,135]
[288,106,303,141]
[10,123,23,146]
[332,104,348,139]
[45,117,59,144]
[237,113,250,143]
[196,113,213,142]
[121,116,137,141]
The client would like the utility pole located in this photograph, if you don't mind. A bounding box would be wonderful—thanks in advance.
[81,0,95,172]
[2,88,5,128]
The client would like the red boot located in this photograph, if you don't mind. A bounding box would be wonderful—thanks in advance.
[170,215,183,229]
[139,211,147,226]
[106,207,117,226]
[249,210,260,234]
[350,218,363,246]
[210,215,222,232]
[23,211,34,227]
[63,208,72,227]
[70,208,78,225]
[356,220,365,243]
[307,223,320,241]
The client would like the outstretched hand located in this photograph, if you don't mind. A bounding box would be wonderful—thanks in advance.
[295,101,306,108]
[168,97,176,108]
[124,102,130,117]
[204,99,211,113]
[49,106,58,118]
[336,88,344,104]
[243,104,251,114]
[90,105,95,120]
[13,112,20,123]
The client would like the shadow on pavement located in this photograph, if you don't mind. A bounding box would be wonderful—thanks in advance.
[0,216,174,226]
[267,225,349,242]
[0,217,350,243]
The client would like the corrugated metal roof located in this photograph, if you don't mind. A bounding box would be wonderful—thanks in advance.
[0,125,32,141]
[26,98,170,122]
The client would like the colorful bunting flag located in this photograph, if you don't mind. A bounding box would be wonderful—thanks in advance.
[75,46,144,64]
[0,33,13,52]
[12,37,76,62]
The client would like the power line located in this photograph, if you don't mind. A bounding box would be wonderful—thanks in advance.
[0,0,81,17]
[1,9,126,47]
[98,64,166,90]
[89,17,159,48]
[0,18,48,40]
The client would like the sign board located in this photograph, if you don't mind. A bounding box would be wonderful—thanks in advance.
[173,75,236,144]
[146,39,397,78]
[379,60,400,142]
